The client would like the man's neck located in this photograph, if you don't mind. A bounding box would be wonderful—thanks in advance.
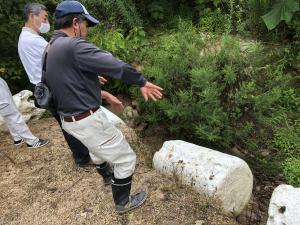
[59,28,75,37]
[24,22,39,33]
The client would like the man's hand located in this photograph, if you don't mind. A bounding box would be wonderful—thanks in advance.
[101,91,124,111]
[98,76,108,85]
[140,81,163,101]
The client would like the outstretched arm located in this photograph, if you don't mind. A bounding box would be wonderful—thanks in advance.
[74,39,146,87]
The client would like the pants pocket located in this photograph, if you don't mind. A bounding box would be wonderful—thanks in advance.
[0,98,12,116]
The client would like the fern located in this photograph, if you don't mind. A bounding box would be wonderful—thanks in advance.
[114,0,142,29]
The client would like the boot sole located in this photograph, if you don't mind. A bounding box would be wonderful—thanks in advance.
[116,192,148,215]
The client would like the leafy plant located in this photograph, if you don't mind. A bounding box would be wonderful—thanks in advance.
[89,26,128,59]
[81,0,142,30]
[283,158,300,186]
[130,20,300,182]
[114,0,142,28]
[125,26,147,61]
[262,0,299,30]
[199,8,232,34]
[148,1,166,20]
[273,128,300,157]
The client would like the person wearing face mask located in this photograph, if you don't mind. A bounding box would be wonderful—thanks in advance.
[44,0,163,214]
[0,4,50,149]
[18,3,50,85]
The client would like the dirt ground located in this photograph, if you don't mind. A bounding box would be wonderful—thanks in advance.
[0,115,276,225]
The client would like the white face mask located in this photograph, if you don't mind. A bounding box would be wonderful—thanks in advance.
[39,22,50,33]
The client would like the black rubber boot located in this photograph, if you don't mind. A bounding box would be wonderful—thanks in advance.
[112,176,147,215]
[96,162,113,186]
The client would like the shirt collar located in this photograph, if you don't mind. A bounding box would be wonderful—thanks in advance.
[52,30,69,39]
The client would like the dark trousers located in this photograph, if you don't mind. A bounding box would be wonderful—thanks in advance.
[32,84,91,165]
[50,108,91,165]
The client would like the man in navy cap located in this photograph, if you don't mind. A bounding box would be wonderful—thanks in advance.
[44,0,163,214]
[18,2,124,170]
[18,2,93,167]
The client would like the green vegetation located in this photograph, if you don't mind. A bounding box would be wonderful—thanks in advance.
[0,0,299,186]
[130,21,299,185]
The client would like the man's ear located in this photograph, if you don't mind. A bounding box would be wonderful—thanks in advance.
[29,12,35,21]
[73,18,80,29]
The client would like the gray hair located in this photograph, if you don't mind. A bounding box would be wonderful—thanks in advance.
[23,3,47,21]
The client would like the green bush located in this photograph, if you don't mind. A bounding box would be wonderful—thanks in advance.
[199,8,231,34]
[273,128,300,157]
[0,0,30,92]
[283,158,300,186]
[81,0,142,30]
[89,26,128,59]
[273,119,300,186]
[132,20,236,147]
[131,20,300,176]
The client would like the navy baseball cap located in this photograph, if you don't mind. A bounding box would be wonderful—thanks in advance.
[55,1,99,27]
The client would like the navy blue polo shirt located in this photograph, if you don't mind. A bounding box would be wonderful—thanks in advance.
[44,31,146,116]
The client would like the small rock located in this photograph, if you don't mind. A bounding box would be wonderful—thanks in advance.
[131,100,140,111]
[47,187,57,193]
[151,189,166,201]
[122,106,139,126]
[136,122,148,132]
[231,146,245,158]
[80,212,87,218]
[261,149,271,157]
[83,208,93,213]
[195,220,205,225]
[236,214,247,224]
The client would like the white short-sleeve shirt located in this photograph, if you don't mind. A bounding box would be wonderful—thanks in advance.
[18,27,48,85]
